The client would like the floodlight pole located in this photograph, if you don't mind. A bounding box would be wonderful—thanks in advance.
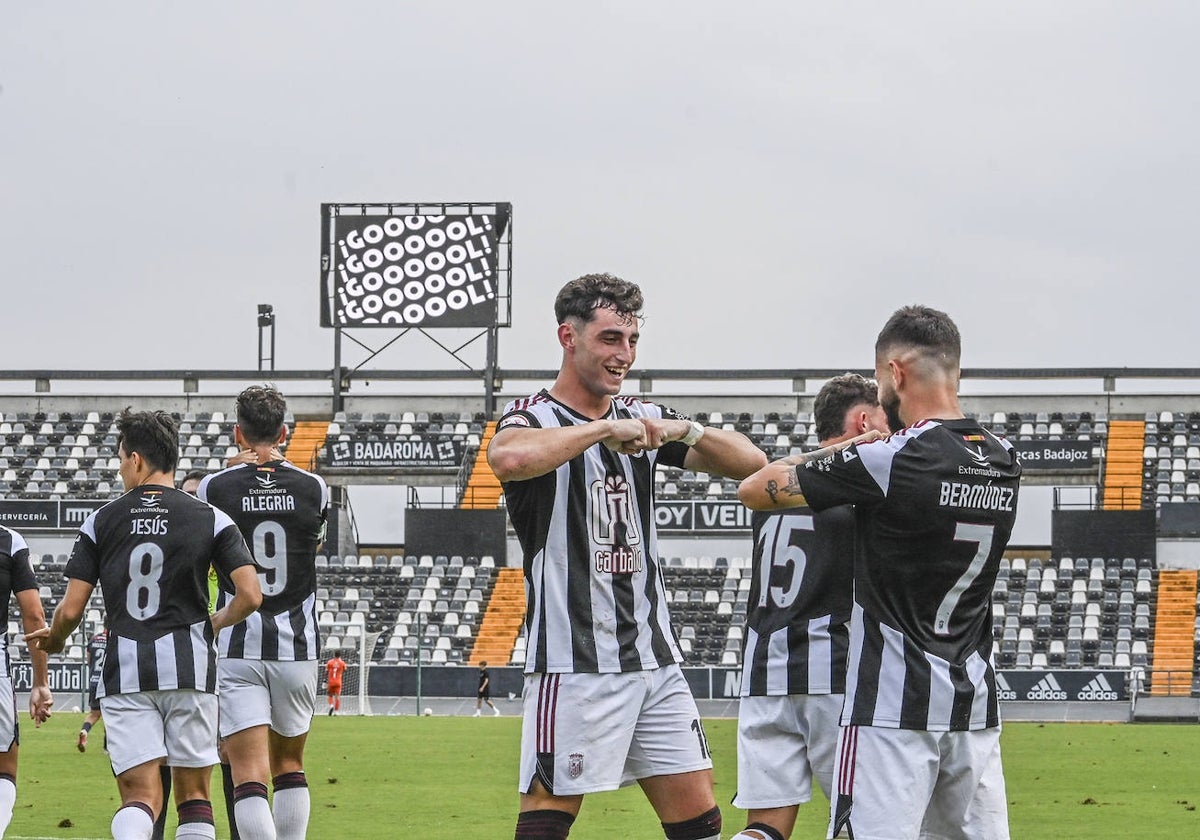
[485,326,500,417]
[332,328,344,414]
[257,304,276,372]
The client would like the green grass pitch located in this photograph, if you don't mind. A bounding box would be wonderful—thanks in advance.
[6,715,1199,838]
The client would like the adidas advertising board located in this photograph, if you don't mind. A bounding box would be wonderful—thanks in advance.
[996,670,1128,702]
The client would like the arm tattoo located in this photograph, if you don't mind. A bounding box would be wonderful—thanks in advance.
[775,442,842,469]
[764,470,807,506]
[783,467,806,499]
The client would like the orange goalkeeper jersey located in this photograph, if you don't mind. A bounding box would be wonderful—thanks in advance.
[326,657,346,685]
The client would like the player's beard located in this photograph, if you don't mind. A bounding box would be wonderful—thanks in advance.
[882,391,905,434]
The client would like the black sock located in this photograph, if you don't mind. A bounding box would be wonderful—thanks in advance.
[743,823,786,840]
[150,766,172,840]
[663,805,723,840]
[514,809,575,839]
[221,763,240,840]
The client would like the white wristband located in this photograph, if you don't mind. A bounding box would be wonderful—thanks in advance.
[680,420,705,447]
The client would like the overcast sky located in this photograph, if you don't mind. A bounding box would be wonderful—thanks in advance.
[4,3,1198,381]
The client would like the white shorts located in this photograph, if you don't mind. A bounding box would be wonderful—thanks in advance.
[733,693,842,809]
[218,659,318,739]
[519,665,714,796]
[0,677,16,752]
[100,690,219,776]
[829,725,1010,840]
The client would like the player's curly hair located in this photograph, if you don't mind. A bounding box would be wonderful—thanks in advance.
[813,373,879,443]
[116,408,179,475]
[236,385,288,445]
[553,273,644,325]
[875,305,961,369]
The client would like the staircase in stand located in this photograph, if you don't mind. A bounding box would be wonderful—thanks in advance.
[469,567,525,666]
[460,420,503,509]
[1101,420,1145,510]
[287,420,331,471]
[1150,569,1198,696]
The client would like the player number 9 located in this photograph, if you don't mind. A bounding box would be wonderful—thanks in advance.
[253,520,289,597]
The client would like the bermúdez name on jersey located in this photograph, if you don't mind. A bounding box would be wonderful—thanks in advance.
[740,507,853,697]
[64,486,255,698]
[498,390,690,674]
[199,461,329,662]
[797,419,1021,731]
[0,526,38,673]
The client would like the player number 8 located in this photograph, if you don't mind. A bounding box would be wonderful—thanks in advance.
[127,542,164,621]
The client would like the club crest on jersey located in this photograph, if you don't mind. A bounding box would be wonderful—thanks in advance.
[568,753,584,779]
[139,491,163,508]
[590,474,644,574]
[967,445,990,467]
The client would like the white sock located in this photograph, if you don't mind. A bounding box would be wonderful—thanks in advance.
[111,804,154,840]
[174,821,217,839]
[234,796,276,840]
[0,777,15,835]
[273,785,310,840]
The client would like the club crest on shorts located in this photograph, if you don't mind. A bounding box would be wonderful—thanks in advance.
[568,752,584,779]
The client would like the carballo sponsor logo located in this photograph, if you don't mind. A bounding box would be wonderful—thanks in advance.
[995,673,1017,702]
[1025,674,1068,701]
[1077,674,1119,701]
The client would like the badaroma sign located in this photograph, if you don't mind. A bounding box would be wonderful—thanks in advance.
[326,435,463,469]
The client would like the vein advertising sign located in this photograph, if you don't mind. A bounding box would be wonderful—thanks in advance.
[1010,439,1095,471]
[0,499,108,531]
[654,500,755,532]
[326,436,464,469]
[322,213,500,328]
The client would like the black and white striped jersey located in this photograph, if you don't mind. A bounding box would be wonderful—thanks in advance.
[87,629,108,690]
[796,419,1021,731]
[0,527,38,674]
[740,507,853,697]
[64,485,256,698]
[198,461,329,662]
[498,390,690,674]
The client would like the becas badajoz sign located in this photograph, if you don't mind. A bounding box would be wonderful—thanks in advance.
[322,214,500,328]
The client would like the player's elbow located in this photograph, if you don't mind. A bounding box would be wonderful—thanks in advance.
[487,442,538,483]
[738,477,773,510]
[734,448,770,479]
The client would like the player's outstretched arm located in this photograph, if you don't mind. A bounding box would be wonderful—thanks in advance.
[488,419,646,482]
[680,425,769,480]
[25,578,93,656]
[739,430,883,510]
[211,565,263,633]
[16,588,53,725]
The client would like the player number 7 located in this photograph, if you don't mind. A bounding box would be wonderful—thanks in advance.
[934,522,995,636]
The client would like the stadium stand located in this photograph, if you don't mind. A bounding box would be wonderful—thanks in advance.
[6,397,1200,702]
